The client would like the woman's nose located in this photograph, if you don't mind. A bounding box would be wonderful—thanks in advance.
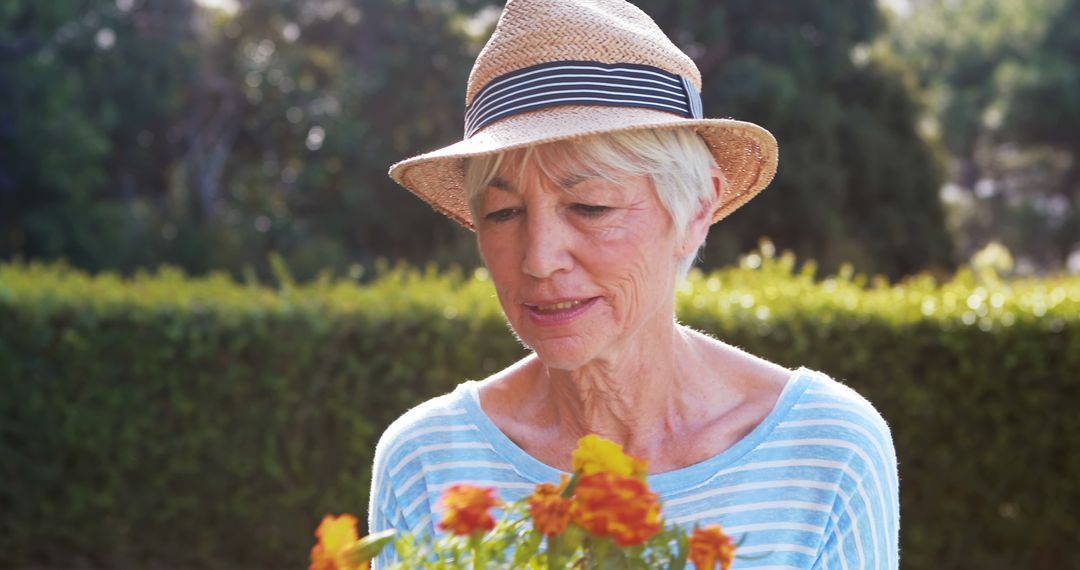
[521,207,573,279]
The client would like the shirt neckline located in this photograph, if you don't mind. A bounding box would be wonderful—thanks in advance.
[455,366,814,495]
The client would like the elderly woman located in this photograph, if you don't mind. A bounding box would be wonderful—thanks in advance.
[369,0,899,568]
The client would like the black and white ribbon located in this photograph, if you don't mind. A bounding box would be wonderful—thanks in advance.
[464,61,704,138]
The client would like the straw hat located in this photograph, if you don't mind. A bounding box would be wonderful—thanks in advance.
[388,0,778,230]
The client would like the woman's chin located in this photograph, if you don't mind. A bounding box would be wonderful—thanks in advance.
[524,335,601,372]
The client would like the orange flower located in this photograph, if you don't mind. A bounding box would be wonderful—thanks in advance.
[569,472,662,546]
[571,434,649,479]
[688,525,736,570]
[309,514,368,570]
[437,484,502,536]
[527,475,572,536]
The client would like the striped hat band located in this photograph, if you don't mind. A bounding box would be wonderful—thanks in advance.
[464,60,704,138]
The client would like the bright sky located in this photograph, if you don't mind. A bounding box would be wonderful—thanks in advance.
[193,0,239,15]
[879,0,913,18]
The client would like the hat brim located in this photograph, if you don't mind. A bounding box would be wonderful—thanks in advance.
[388,105,778,230]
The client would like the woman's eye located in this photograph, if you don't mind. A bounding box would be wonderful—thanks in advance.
[571,204,611,218]
[484,208,521,222]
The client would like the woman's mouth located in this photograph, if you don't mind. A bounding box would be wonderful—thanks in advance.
[523,297,598,326]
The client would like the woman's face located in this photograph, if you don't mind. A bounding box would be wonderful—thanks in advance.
[475,150,687,371]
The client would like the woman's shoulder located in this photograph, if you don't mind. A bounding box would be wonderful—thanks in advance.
[386,384,474,430]
[791,368,893,434]
[779,368,898,473]
[782,369,900,546]
[371,382,479,472]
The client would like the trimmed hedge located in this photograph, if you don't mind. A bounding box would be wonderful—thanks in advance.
[1,252,1077,569]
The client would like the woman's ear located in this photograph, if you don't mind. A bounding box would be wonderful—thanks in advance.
[677,166,724,257]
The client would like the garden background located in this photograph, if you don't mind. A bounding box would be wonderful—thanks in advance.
[1,0,1078,568]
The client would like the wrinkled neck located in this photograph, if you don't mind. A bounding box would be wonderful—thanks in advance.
[542,322,709,459]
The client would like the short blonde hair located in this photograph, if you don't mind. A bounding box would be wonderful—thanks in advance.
[463,128,721,279]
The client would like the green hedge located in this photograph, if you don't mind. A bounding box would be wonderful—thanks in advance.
[1,252,1077,569]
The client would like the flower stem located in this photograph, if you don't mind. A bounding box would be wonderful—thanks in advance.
[591,538,610,568]
[469,533,485,570]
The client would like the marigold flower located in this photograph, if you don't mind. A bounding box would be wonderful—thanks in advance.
[527,475,572,536]
[437,484,501,536]
[571,434,649,479]
[309,514,368,570]
[688,525,736,570]
[569,472,662,546]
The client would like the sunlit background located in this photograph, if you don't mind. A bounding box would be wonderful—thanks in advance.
[3,1,1080,569]
[3,0,1078,283]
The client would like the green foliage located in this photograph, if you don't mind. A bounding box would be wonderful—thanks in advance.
[0,259,521,568]
[0,0,196,269]
[1,252,1078,569]
[889,0,1054,157]
[3,0,953,282]
[996,0,1080,148]
[0,0,491,280]
[995,0,1080,262]
[888,0,1079,270]
[632,0,953,278]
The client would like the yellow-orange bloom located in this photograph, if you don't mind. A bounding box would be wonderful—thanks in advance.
[569,472,662,546]
[437,484,501,536]
[688,525,736,570]
[527,475,572,536]
[309,514,368,570]
[571,434,648,479]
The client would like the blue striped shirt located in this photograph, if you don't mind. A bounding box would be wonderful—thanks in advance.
[368,367,899,569]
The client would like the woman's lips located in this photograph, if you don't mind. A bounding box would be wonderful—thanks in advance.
[523,297,599,327]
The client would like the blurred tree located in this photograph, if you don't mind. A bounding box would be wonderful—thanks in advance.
[632,0,953,279]
[0,0,495,280]
[189,0,495,277]
[2,0,953,281]
[0,0,196,270]
[889,0,1076,272]
[995,0,1080,267]
[890,0,1050,184]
